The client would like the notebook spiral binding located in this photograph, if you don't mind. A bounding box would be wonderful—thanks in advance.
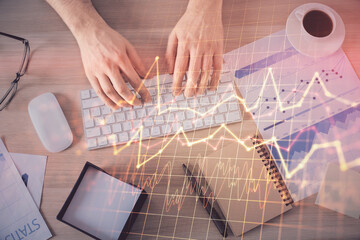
[252,135,294,206]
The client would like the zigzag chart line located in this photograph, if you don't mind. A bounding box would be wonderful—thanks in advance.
[111,57,360,178]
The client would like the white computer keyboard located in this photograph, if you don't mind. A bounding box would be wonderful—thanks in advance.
[80,72,242,150]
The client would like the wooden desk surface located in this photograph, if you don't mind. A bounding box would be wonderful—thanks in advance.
[1,0,360,239]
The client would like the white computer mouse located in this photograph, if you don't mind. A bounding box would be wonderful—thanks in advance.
[28,92,73,153]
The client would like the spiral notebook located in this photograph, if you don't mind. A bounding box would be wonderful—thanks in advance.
[198,138,293,236]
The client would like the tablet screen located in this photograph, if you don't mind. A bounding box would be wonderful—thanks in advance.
[62,166,142,240]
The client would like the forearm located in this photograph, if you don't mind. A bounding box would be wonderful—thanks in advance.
[46,0,107,40]
[186,0,223,14]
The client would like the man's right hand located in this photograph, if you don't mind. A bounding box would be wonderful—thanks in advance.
[46,0,151,110]
[76,23,151,110]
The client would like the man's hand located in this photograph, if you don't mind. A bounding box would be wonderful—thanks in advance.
[77,24,151,109]
[46,0,151,110]
[166,0,224,97]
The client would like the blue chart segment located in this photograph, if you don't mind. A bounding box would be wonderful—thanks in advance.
[270,105,360,201]
[235,47,298,79]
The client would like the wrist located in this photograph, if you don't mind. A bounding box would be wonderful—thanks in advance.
[186,0,223,15]
[71,17,108,43]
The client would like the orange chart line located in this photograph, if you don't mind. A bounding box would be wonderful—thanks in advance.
[112,56,360,178]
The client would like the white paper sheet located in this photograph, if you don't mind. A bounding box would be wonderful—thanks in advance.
[10,153,47,209]
[0,140,52,240]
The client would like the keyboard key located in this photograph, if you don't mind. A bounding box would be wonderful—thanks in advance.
[194,119,204,128]
[175,112,185,121]
[178,101,188,108]
[94,117,104,126]
[163,94,173,103]
[104,114,115,124]
[108,134,118,144]
[204,116,214,126]
[91,107,101,117]
[229,103,239,111]
[188,98,198,108]
[175,94,185,101]
[186,111,195,119]
[129,131,139,141]
[133,119,142,128]
[136,109,146,118]
[183,120,193,130]
[118,132,129,142]
[147,107,157,116]
[169,103,178,112]
[218,104,228,113]
[90,89,97,98]
[83,109,91,118]
[86,127,100,138]
[161,125,171,134]
[122,122,132,131]
[123,106,132,112]
[84,118,94,128]
[226,111,242,122]
[166,113,175,122]
[87,138,97,148]
[215,114,225,124]
[148,88,156,96]
[126,111,136,120]
[220,75,233,83]
[101,126,111,135]
[82,97,104,109]
[81,90,90,99]
[222,92,233,101]
[144,117,153,127]
[83,109,94,128]
[198,107,206,114]
[199,97,210,106]
[115,112,125,122]
[210,95,220,104]
[154,115,164,125]
[218,85,230,93]
[112,123,122,133]
[151,126,161,136]
[98,136,108,146]
[142,128,150,138]
[158,104,167,113]
[171,123,181,133]
[101,106,111,115]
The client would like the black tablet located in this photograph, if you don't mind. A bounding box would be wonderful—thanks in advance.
[57,162,147,240]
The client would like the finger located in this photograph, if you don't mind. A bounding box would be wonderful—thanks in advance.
[98,74,129,108]
[90,76,118,110]
[198,54,212,95]
[165,31,178,74]
[107,69,132,108]
[125,40,147,78]
[209,50,223,91]
[172,45,189,96]
[184,50,202,97]
[121,58,152,104]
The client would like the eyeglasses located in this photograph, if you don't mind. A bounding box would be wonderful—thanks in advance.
[0,32,30,111]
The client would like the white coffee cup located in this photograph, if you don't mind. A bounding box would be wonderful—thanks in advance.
[286,3,345,58]
[295,5,336,42]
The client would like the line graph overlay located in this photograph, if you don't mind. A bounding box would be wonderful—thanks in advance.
[108,56,360,178]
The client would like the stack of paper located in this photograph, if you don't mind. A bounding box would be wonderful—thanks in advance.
[0,139,51,239]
